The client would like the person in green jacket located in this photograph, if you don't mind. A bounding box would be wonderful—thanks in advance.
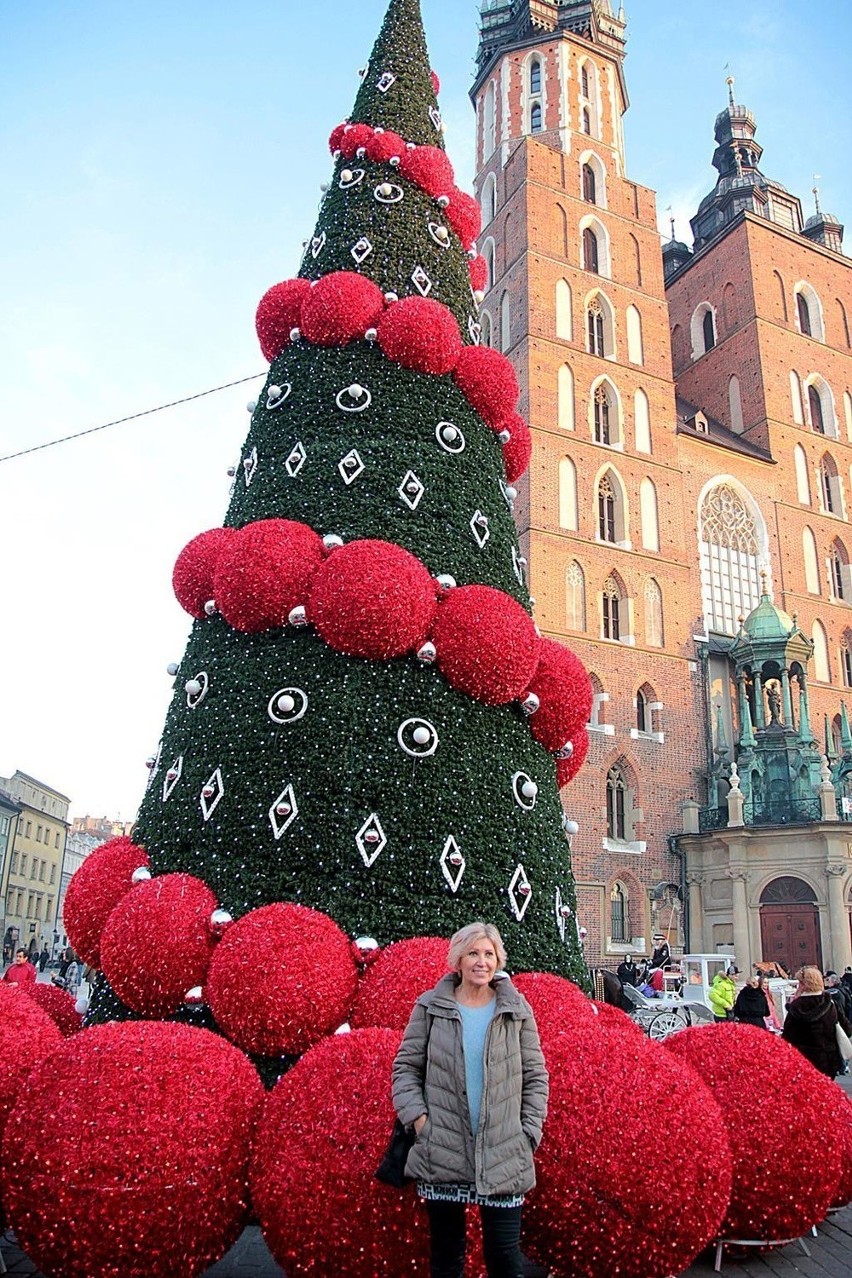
[708,966,739,1022]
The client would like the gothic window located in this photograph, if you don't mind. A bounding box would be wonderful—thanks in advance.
[802,526,820,593]
[582,163,596,203]
[606,765,628,840]
[602,574,621,638]
[702,309,716,352]
[794,444,811,504]
[838,299,851,349]
[636,689,648,733]
[797,291,812,336]
[644,577,664,646]
[583,226,599,273]
[812,619,831,682]
[728,375,744,433]
[640,478,659,552]
[774,270,788,322]
[480,310,492,348]
[556,279,572,340]
[582,106,591,135]
[699,482,763,635]
[794,283,823,341]
[626,305,643,365]
[842,631,852,688]
[566,561,586,630]
[819,454,842,514]
[530,102,543,134]
[482,239,495,289]
[809,384,825,434]
[831,539,851,601]
[634,388,651,453]
[559,458,578,530]
[691,303,716,359]
[581,64,590,98]
[610,882,627,942]
[594,384,612,444]
[529,59,542,95]
[481,177,497,228]
[587,299,604,355]
[790,370,804,424]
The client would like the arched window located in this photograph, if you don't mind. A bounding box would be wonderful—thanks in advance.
[812,619,831,682]
[606,765,628,840]
[581,64,590,98]
[555,203,568,257]
[581,106,591,135]
[807,376,836,437]
[480,310,493,348]
[819,453,842,515]
[809,384,825,434]
[480,176,497,228]
[691,303,716,359]
[599,478,616,543]
[556,279,572,340]
[640,478,659,552]
[794,444,811,504]
[842,631,852,687]
[699,481,764,635]
[610,882,627,942]
[636,689,649,733]
[774,270,788,322]
[566,561,586,630]
[583,226,599,273]
[529,59,542,95]
[797,292,812,337]
[802,526,820,594]
[602,574,622,638]
[838,299,851,349]
[634,388,651,453]
[629,234,642,286]
[728,374,744,433]
[483,80,496,160]
[831,539,851,601]
[594,384,612,444]
[558,364,574,431]
[722,282,737,331]
[559,458,578,530]
[794,282,824,341]
[530,102,543,134]
[790,370,804,424]
[482,239,495,290]
[587,298,605,355]
[702,309,716,352]
[582,163,596,203]
[644,578,664,647]
[500,291,511,352]
[626,306,643,365]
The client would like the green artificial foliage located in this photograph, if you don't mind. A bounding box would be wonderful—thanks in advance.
[88,0,587,1022]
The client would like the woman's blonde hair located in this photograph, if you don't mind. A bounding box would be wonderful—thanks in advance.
[447,922,507,972]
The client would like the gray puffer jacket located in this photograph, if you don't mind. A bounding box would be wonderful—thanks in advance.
[392,974,548,1196]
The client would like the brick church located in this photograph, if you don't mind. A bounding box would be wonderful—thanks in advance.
[471,0,852,976]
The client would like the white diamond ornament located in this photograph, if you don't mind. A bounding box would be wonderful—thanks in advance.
[398,470,425,510]
[411,265,433,297]
[509,864,533,921]
[285,441,307,477]
[200,768,224,821]
[339,449,365,484]
[356,814,387,868]
[440,836,466,893]
[351,236,374,264]
[269,785,299,839]
[162,756,183,801]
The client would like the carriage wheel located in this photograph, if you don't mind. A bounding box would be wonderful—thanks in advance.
[647,1010,688,1041]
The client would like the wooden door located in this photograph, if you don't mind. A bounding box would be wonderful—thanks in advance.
[760,903,822,974]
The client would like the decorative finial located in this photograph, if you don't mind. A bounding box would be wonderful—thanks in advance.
[669,213,676,242]
[813,175,822,217]
[728,760,741,792]
[726,74,735,107]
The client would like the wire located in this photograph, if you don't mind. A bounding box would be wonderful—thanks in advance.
[0,372,267,464]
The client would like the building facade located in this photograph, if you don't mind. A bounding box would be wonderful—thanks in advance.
[472,0,852,974]
[0,771,70,960]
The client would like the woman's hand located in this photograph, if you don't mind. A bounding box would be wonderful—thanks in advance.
[413,1114,428,1136]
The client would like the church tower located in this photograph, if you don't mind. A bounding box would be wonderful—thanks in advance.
[470,1,706,963]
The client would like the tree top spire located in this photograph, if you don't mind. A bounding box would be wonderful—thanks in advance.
[349,0,444,149]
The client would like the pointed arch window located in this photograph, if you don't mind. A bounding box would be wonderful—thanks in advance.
[610,881,627,942]
[602,573,621,638]
[812,619,831,682]
[702,309,716,352]
[790,370,804,424]
[581,106,591,135]
[795,283,823,341]
[831,539,851,601]
[587,298,605,355]
[634,388,651,453]
[566,561,586,631]
[529,59,542,95]
[626,305,644,365]
[583,226,599,273]
[559,458,578,530]
[606,765,628,840]
[699,482,763,635]
[644,577,664,647]
[581,64,591,98]
[797,291,812,337]
[480,310,493,348]
[794,444,811,504]
[594,384,612,445]
[556,279,572,340]
[530,102,543,134]
[842,631,852,688]
[810,384,825,434]
[640,478,659,552]
[803,526,820,594]
[582,163,596,203]
[819,454,841,515]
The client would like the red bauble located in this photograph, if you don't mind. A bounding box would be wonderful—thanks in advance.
[666,1024,845,1240]
[100,873,218,1017]
[526,638,593,754]
[1,1022,264,1278]
[377,297,462,375]
[398,145,456,198]
[255,278,312,362]
[511,971,596,1060]
[21,983,83,1037]
[591,1001,645,1036]
[213,518,325,633]
[445,188,482,249]
[337,122,375,160]
[430,70,441,95]
[308,540,438,660]
[206,903,359,1056]
[328,122,348,154]
[557,727,589,786]
[172,527,238,620]
[365,128,406,164]
[430,584,540,705]
[501,414,532,482]
[453,346,520,428]
[64,835,149,967]
[524,1023,732,1278]
[832,1095,852,1207]
[469,254,489,294]
[350,936,448,1031]
[251,1028,429,1277]
[0,986,62,1152]
[300,271,386,346]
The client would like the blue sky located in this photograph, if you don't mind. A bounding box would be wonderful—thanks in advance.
[1,0,849,818]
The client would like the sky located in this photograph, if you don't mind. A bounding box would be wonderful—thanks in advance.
[1,0,850,820]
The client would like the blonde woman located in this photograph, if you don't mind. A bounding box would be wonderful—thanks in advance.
[392,922,549,1278]
[782,965,852,1077]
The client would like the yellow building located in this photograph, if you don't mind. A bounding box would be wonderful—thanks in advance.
[0,771,70,961]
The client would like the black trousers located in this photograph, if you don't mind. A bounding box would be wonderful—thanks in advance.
[425,1200,525,1278]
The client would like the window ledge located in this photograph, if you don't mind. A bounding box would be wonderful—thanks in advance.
[630,729,664,743]
[603,838,646,855]
[588,723,615,736]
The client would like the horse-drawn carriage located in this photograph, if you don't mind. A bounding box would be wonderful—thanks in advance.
[601,954,730,1041]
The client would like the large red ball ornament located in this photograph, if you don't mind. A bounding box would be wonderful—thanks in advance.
[21,982,83,1036]
[557,727,589,786]
[64,834,150,968]
[300,271,385,346]
[172,527,238,620]
[445,188,482,249]
[100,873,218,1017]
[430,584,540,705]
[256,278,312,362]
[1,1021,264,1278]
[501,414,533,483]
[526,638,593,753]
[430,70,441,95]
[251,1028,429,1278]
[511,971,596,1059]
[469,254,489,294]
[524,1023,732,1278]
[832,1095,852,1207]
[308,540,438,660]
[351,936,449,1031]
[337,122,375,159]
[453,346,520,428]
[399,145,456,198]
[214,518,325,633]
[365,128,406,164]
[206,903,359,1056]
[0,986,62,1152]
[328,122,348,154]
[666,1023,845,1241]
[377,297,462,375]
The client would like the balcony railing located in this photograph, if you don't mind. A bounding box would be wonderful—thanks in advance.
[699,797,823,829]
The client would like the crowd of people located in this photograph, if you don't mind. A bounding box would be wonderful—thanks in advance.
[1,945,84,995]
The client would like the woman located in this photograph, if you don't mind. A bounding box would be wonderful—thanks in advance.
[708,966,738,1022]
[782,965,852,1077]
[733,976,769,1027]
[392,922,549,1278]
[757,971,781,1030]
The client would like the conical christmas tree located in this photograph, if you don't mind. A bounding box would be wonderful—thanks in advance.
[71,0,591,1046]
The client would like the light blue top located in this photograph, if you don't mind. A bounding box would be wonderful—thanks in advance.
[458,998,497,1134]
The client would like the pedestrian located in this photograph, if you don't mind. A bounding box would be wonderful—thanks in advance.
[650,934,672,970]
[708,966,738,1022]
[841,967,852,998]
[734,976,769,1027]
[757,972,781,1030]
[616,957,638,986]
[38,944,49,973]
[392,921,550,1278]
[3,948,37,987]
[783,966,852,1078]
[825,971,852,1020]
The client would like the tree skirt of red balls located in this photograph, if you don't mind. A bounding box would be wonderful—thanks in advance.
[20,981,83,1036]
[350,936,449,1031]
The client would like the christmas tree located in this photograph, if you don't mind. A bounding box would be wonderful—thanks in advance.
[73,0,591,1042]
